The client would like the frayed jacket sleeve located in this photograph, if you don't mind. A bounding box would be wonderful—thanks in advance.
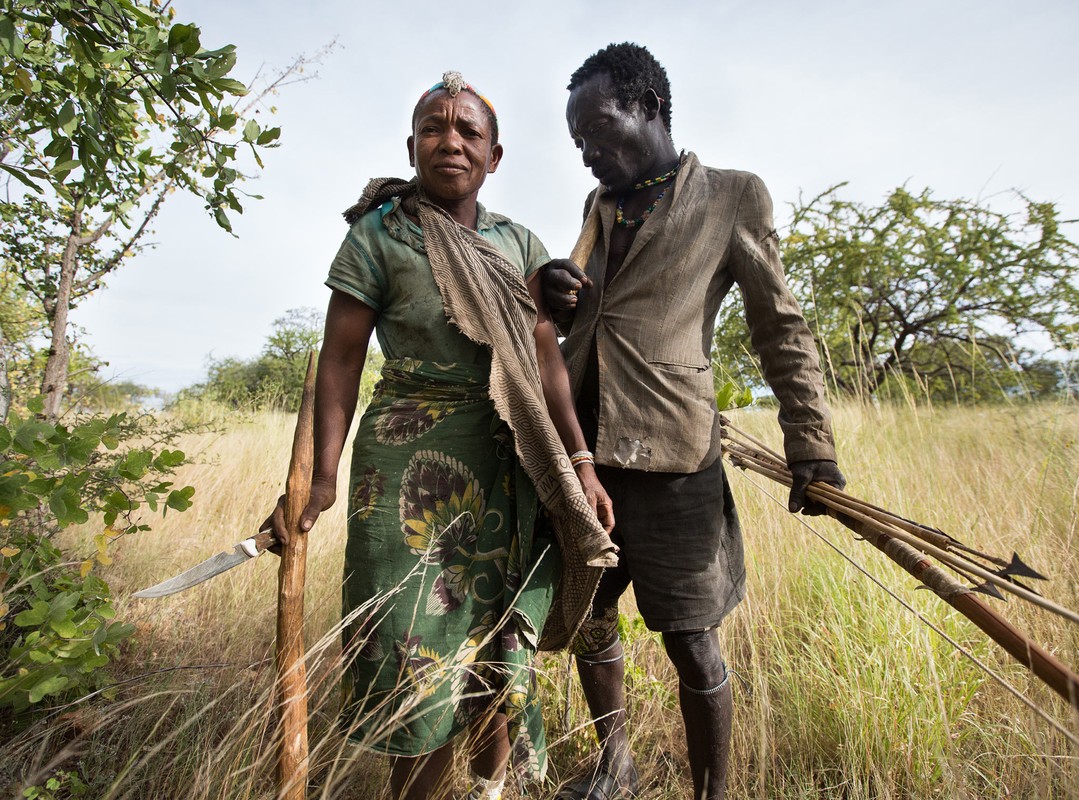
[727,174,836,463]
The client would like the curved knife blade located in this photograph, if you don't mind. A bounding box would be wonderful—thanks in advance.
[133,532,274,598]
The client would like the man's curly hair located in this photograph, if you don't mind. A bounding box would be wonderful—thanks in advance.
[568,42,673,134]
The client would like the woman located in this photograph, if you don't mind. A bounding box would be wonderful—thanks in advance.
[265,73,617,800]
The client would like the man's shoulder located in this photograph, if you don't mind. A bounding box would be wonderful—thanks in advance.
[690,159,766,193]
[684,157,773,215]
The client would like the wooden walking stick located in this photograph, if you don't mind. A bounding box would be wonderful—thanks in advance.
[276,351,317,800]
[569,187,603,271]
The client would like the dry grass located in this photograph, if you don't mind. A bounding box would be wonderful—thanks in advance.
[4,400,1078,798]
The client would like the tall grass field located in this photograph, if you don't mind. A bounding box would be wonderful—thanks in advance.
[5,400,1077,799]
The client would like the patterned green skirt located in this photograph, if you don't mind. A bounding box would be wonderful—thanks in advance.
[340,358,559,779]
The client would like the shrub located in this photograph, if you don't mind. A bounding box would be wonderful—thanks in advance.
[0,400,194,713]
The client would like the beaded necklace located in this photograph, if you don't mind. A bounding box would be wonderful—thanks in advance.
[632,163,680,190]
[614,161,681,228]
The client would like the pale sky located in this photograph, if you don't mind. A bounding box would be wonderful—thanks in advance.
[73,0,1079,393]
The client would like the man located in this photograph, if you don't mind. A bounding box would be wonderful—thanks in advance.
[543,43,846,800]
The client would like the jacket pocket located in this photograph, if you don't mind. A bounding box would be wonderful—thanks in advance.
[647,359,710,374]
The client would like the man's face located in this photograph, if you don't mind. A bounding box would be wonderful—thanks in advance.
[567,73,653,193]
[408,90,502,207]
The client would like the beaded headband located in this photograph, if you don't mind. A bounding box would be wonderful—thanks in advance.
[418,70,497,121]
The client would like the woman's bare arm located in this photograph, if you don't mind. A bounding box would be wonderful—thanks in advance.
[527,271,614,532]
[265,289,377,545]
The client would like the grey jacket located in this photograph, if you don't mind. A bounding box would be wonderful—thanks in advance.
[561,152,836,473]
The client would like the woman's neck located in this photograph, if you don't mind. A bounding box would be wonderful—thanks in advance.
[429,194,480,230]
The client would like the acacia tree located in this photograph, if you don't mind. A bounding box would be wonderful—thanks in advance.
[713,184,1079,402]
[0,0,290,419]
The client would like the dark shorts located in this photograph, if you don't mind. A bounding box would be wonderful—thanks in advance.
[587,457,746,635]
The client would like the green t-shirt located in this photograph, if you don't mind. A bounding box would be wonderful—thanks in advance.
[326,198,550,365]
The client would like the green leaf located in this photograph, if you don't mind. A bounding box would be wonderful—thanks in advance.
[0,163,45,194]
[205,49,237,80]
[256,127,281,145]
[91,623,109,651]
[197,44,238,59]
[153,449,186,469]
[165,486,195,512]
[57,101,78,134]
[81,133,107,160]
[214,206,233,232]
[119,450,153,480]
[14,419,55,452]
[49,592,80,618]
[43,135,72,160]
[28,674,69,704]
[51,160,82,178]
[102,621,135,646]
[159,75,177,101]
[155,47,173,77]
[181,28,202,57]
[212,78,248,96]
[100,47,132,66]
[242,118,260,143]
[217,110,237,130]
[49,616,78,638]
[13,67,32,94]
[48,490,67,522]
[49,485,88,527]
[167,23,196,51]
[0,14,26,58]
[14,600,50,627]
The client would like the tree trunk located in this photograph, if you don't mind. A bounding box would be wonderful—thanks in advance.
[0,336,11,425]
[40,216,81,421]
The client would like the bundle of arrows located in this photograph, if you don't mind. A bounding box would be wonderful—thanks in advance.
[719,415,1079,716]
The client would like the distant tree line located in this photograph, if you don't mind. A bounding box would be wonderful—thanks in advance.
[183,307,384,413]
[714,184,1078,404]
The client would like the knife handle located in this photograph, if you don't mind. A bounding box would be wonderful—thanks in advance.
[243,529,277,557]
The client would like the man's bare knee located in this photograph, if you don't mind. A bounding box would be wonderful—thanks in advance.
[661,629,726,688]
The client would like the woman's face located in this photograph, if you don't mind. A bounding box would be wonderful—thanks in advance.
[408,90,502,208]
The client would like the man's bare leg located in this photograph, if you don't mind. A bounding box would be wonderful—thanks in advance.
[569,636,639,796]
[663,628,731,800]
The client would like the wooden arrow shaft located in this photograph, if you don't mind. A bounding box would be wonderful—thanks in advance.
[276,351,316,799]
[719,430,1079,713]
[837,511,1079,712]
[724,441,1079,623]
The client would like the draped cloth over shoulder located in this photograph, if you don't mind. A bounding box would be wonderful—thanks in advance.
[345,179,617,650]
